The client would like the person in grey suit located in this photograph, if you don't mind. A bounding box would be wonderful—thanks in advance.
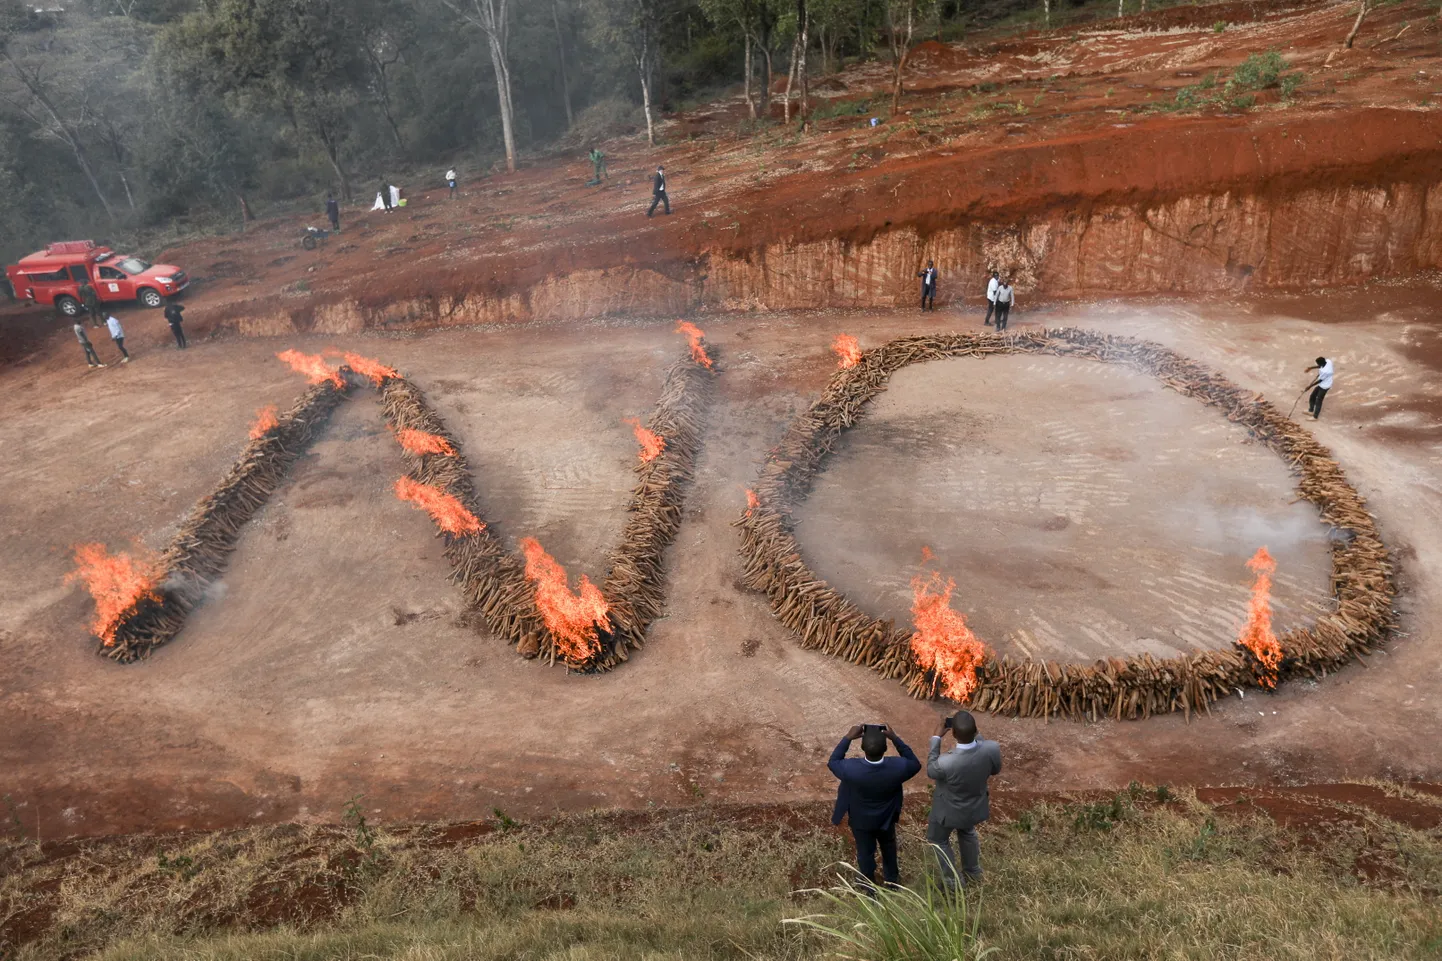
[926,710,1002,887]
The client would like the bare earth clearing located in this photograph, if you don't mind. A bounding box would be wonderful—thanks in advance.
[2,285,1439,837]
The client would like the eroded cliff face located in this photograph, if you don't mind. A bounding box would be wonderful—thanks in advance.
[208,106,1442,337]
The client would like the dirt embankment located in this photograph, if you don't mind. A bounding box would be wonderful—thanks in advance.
[37,0,1436,344]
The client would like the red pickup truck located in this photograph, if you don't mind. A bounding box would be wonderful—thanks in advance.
[5,240,188,316]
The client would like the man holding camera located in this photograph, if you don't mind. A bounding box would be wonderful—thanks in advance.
[828,723,922,889]
[927,710,1002,888]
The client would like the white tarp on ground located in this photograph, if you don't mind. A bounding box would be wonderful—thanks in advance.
[371,186,402,210]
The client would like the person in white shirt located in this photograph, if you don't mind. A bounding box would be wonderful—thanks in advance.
[993,278,1014,331]
[916,260,938,311]
[1305,356,1334,419]
[983,270,999,326]
[446,168,458,199]
[105,314,130,363]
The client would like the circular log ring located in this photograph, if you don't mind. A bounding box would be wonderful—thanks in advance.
[736,329,1396,721]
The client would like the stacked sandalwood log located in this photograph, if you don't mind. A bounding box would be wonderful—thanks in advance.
[737,329,1396,720]
[374,349,715,671]
[102,375,353,662]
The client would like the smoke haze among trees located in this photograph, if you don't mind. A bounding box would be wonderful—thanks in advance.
[0,0,1061,263]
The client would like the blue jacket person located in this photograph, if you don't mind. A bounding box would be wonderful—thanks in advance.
[829,723,922,886]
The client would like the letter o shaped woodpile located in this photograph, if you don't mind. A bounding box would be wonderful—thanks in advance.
[736,329,1396,721]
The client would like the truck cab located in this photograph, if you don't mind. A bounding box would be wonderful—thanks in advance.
[5,240,188,316]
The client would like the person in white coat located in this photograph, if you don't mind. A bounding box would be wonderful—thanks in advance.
[105,314,130,363]
[983,270,999,326]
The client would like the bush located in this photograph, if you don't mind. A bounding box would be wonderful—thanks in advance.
[1230,51,1286,92]
[555,98,644,150]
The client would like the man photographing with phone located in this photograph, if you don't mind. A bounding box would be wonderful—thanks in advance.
[927,710,1002,888]
[828,723,922,889]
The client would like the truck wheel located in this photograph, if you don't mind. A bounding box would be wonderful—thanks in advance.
[302,234,317,251]
[138,287,163,308]
[55,295,81,317]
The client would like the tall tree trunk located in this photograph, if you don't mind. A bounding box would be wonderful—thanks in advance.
[551,0,573,127]
[1344,0,1369,47]
[319,132,351,202]
[759,43,774,117]
[743,31,756,118]
[889,2,914,114]
[1118,0,1123,17]
[783,32,798,123]
[1044,0,1051,28]
[236,191,254,227]
[487,33,518,170]
[637,37,656,145]
[2,51,115,220]
[818,22,827,74]
[796,0,809,120]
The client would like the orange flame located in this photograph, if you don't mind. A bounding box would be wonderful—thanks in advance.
[395,428,456,457]
[745,488,759,515]
[276,349,344,388]
[676,321,713,369]
[1236,546,1283,689]
[623,417,666,463]
[249,405,279,440]
[833,333,862,369]
[338,351,398,387]
[910,560,990,702]
[66,543,162,646]
[393,477,484,535]
[519,537,610,663]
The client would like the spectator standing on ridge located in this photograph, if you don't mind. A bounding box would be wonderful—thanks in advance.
[79,280,102,327]
[325,192,341,232]
[446,168,458,199]
[1304,356,1335,420]
[74,321,105,369]
[587,147,608,186]
[983,270,999,327]
[994,278,1014,331]
[926,711,1002,889]
[105,313,130,363]
[164,301,187,349]
[917,260,938,311]
[647,164,670,217]
[379,177,393,212]
[828,723,922,890]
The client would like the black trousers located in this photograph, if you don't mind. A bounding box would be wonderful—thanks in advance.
[921,286,936,310]
[113,336,129,359]
[1309,385,1329,418]
[81,341,101,365]
[851,824,899,885]
[170,323,186,348]
[648,190,670,216]
[983,299,996,325]
[994,302,1011,330]
[327,213,340,231]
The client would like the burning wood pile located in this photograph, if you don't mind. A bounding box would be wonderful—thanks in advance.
[737,329,1396,720]
[374,332,715,670]
[76,332,716,673]
[95,351,353,661]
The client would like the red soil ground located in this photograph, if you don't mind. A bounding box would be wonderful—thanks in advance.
[4,0,1442,842]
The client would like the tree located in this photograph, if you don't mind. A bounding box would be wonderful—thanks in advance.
[438,0,517,172]
[551,0,573,128]
[783,0,808,124]
[886,0,935,114]
[1344,0,1368,48]
[0,3,118,219]
[162,0,373,200]
[588,0,670,146]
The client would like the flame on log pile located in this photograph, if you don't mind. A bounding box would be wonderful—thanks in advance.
[395,428,456,457]
[67,544,162,646]
[675,321,714,370]
[911,562,991,703]
[624,417,666,464]
[833,334,862,369]
[520,537,610,664]
[1236,547,1283,688]
[736,329,1395,721]
[333,351,399,387]
[249,406,279,440]
[277,349,345,388]
[394,477,484,535]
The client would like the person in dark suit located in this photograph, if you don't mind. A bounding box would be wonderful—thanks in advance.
[926,710,1002,888]
[647,165,671,217]
[829,723,922,888]
[917,260,938,311]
